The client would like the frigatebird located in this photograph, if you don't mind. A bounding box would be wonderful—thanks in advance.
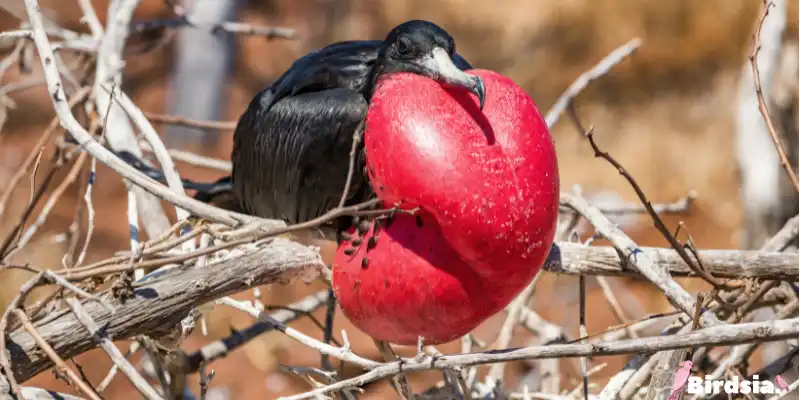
[123,20,484,234]
[114,21,563,346]
[231,20,483,227]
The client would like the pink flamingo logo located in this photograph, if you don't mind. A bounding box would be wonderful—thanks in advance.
[776,375,790,392]
[668,360,693,400]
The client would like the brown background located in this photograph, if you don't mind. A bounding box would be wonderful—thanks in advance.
[0,0,797,398]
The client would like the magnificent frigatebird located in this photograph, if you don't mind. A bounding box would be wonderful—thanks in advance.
[231,20,483,227]
[116,21,562,346]
[127,20,484,233]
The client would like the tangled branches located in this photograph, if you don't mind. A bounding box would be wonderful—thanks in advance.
[0,1,796,400]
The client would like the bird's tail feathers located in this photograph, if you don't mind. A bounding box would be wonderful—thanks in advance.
[112,150,243,213]
[111,150,338,265]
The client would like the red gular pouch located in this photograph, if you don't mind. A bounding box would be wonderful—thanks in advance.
[332,69,559,345]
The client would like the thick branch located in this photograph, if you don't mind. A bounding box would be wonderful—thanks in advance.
[2,241,793,384]
[544,242,797,280]
[6,238,324,382]
[65,298,163,400]
[561,193,723,327]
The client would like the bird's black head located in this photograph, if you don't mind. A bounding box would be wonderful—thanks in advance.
[377,20,485,109]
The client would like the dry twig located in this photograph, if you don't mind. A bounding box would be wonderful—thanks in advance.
[23,0,266,227]
[143,111,236,131]
[13,309,102,400]
[561,193,723,327]
[545,38,642,128]
[568,111,728,290]
[544,241,796,279]
[488,274,541,385]
[176,291,332,374]
[0,87,90,219]
[750,0,798,191]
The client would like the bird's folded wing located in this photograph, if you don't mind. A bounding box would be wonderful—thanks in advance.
[232,88,371,224]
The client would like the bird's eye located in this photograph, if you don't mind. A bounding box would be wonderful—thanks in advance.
[397,38,411,55]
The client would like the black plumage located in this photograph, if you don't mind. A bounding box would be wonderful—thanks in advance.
[231,20,483,228]
[232,88,370,224]
[122,20,484,232]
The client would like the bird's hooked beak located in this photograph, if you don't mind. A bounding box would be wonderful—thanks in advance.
[421,47,486,110]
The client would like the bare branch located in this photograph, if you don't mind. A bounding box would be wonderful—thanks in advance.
[21,0,269,227]
[130,15,296,40]
[6,238,324,382]
[560,193,723,327]
[545,38,642,128]
[95,0,173,240]
[571,118,728,290]
[762,214,799,252]
[139,140,233,172]
[706,299,799,380]
[143,111,236,131]
[13,309,102,400]
[281,318,798,400]
[77,0,103,38]
[0,88,90,219]
[750,0,798,191]
[544,242,797,279]
[560,191,696,216]
[598,354,650,400]
[65,298,163,400]
[488,274,541,384]
[100,83,191,222]
[178,291,334,374]
[19,386,85,400]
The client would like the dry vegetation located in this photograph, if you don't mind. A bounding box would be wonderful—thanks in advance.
[0,0,798,399]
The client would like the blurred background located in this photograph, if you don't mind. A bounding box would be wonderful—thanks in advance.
[0,0,797,398]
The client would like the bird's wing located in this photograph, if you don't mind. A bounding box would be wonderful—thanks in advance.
[265,41,382,109]
[264,40,475,109]
[232,88,371,224]
[453,53,474,70]
[189,176,246,214]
